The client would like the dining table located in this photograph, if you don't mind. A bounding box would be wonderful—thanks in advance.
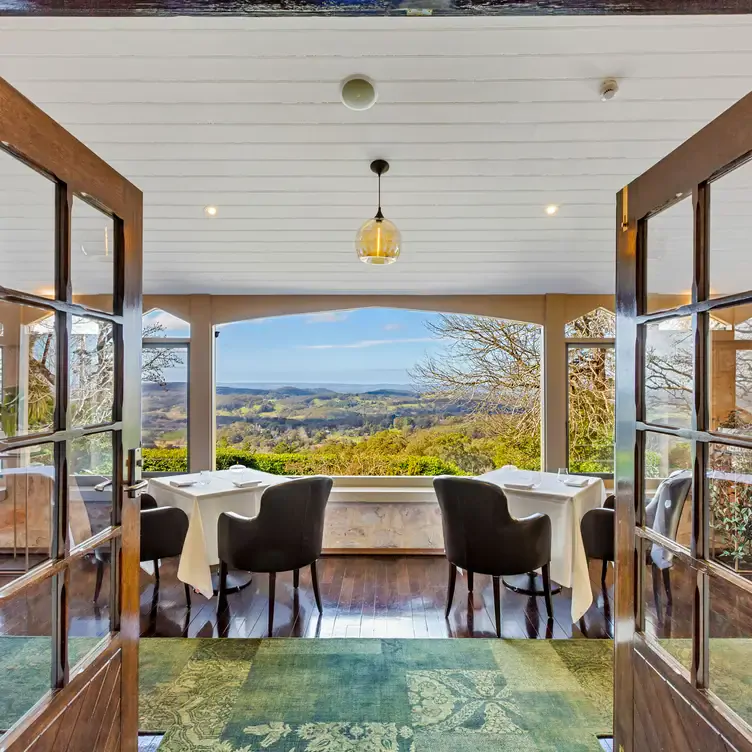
[479,467,607,622]
[148,468,288,599]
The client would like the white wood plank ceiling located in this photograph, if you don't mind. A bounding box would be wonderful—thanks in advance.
[0,15,751,297]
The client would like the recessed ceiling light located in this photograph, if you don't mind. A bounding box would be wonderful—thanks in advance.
[340,75,378,111]
[545,205,559,216]
[204,205,218,217]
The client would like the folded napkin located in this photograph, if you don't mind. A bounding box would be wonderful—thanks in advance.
[232,479,262,489]
[563,476,590,488]
[503,481,535,490]
[169,478,196,488]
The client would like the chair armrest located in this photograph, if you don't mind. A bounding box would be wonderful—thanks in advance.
[217,511,261,570]
[603,494,615,510]
[140,506,189,561]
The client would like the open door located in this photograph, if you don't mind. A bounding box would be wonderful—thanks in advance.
[0,78,142,749]
[615,92,752,751]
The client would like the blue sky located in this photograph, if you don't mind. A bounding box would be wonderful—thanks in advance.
[144,308,450,386]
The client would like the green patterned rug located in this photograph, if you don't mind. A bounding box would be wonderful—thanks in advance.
[139,638,613,752]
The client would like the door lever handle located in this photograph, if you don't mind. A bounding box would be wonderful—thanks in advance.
[123,479,148,493]
[94,479,113,492]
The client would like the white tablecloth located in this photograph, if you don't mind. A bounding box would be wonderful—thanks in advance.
[148,469,288,599]
[479,468,606,622]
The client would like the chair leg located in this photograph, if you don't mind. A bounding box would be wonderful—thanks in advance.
[310,560,323,614]
[662,567,673,605]
[217,560,228,612]
[445,563,457,619]
[293,568,300,589]
[601,559,609,585]
[93,559,104,604]
[153,559,160,583]
[467,570,474,593]
[492,575,501,638]
[268,572,276,635]
[184,582,192,609]
[542,563,554,620]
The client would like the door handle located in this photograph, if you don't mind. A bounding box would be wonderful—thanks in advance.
[123,479,148,493]
[94,479,113,492]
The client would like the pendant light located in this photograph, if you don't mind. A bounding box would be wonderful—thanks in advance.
[356,159,401,265]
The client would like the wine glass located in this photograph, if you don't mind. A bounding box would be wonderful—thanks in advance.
[531,471,542,489]
[557,467,569,484]
[198,470,212,486]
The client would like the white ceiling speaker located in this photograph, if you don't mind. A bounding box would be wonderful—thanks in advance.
[600,78,619,101]
[340,75,378,111]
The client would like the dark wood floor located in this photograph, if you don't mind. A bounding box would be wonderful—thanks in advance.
[106,555,616,639]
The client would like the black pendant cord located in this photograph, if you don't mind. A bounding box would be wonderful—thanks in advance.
[375,172,383,220]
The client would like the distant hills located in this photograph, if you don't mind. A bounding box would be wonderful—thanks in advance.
[215,382,416,395]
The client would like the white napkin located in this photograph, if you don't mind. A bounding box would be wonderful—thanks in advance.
[504,481,535,490]
[170,478,196,488]
[563,476,590,488]
[232,479,262,489]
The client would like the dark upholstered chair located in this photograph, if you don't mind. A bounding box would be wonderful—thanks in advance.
[433,476,553,637]
[581,494,615,586]
[645,472,692,605]
[217,476,333,634]
[93,493,191,608]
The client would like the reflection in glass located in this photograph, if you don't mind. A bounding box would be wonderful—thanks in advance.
[709,443,752,574]
[69,553,110,658]
[143,309,190,338]
[567,346,614,473]
[0,576,52,731]
[0,444,54,578]
[708,572,752,727]
[646,195,693,313]
[0,147,55,299]
[70,317,114,428]
[71,195,114,312]
[710,309,752,438]
[710,157,752,299]
[644,432,693,550]
[645,316,693,428]
[642,553,695,670]
[0,303,56,437]
[69,433,114,544]
[564,307,615,338]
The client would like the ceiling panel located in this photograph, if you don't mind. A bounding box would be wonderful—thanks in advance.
[0,15,751,296]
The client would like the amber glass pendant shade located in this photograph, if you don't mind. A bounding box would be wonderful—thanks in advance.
[356,160,400,265]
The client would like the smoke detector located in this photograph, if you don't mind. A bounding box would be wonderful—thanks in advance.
[340,75,378,111]
[600,78,619,102]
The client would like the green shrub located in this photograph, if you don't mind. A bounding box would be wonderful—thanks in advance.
[142,446,461,477]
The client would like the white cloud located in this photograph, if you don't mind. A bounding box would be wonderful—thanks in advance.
[305,310,351,324]
[300,337,432,350]
[383,323,403,331]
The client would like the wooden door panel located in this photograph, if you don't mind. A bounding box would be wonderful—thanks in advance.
[3,646,121,751]
[634,653,738,752]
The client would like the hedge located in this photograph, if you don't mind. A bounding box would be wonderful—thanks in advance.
[142,447,461,476]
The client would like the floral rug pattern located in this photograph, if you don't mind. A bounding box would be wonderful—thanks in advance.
[138,638,613,751]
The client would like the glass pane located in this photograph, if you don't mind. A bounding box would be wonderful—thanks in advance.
[0,302,56,437]
[643,432,693,547]
[567,345,615,473]
[69,551,111,660]
[710,157,752,299]
[70,317,114,429]
[565,307,615,338]
[708,572,752,727]
[642,552,695,672]
[69,433,114,546]
[708,443,752,574]
[0,148,55,299]
[645,316,693,428]
[646,195,693,313]
[143,309,190,338]
[0,576,52,733]
[142,345,188,456]
[71,195,114,313]
[709,306,752,437]
[0,443,54,579]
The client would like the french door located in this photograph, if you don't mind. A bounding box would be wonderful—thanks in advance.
[615,92,752,750]
[0,78,142,749]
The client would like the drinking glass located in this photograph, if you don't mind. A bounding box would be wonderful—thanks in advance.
[198,470,212,486]
[531,471,542,488]
[557,468,569,483]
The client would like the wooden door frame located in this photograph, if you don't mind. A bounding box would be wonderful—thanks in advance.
[0,77,142,750]
[615,92,752,751]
